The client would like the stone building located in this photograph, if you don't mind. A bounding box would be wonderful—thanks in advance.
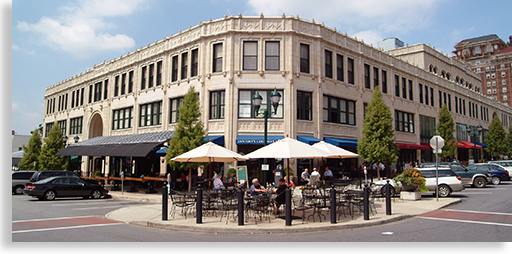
[44,15,512,182]
[452,34,512,107]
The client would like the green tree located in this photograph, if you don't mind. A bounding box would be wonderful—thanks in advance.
[436,104,457,160]
[165,86,206,191]
[485,116,508,158]
[38,124,67,171]
[357,86,399,180]
[18,128,43,171]
[508,125,512,156]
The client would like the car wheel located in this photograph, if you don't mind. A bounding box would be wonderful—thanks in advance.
[91,190,102,199]
[380,185,395,196]
[44,190,56,201]
[492,176,501,185]
[473,177,487,188]
[437,184,452,197]
[14,186,24,195]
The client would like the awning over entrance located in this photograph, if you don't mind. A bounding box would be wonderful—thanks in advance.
[56,131,174,157]
[297,135,321,145]
[203,135,225,146]
[324,137,358,147]
[474,142,487,148]
[457,140,482,149]
[236,135,284,145]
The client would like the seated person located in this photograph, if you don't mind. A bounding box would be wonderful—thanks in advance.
[310,168,320,187]
[213,175,225,190]
[284,176,295,189]
[301,168,310,182]
[250,178,267,196]
[324,167,334,187]
[272,178,287,214]
[226,172,237,185]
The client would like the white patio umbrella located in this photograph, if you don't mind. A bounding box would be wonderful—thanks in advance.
[171,141,248,190]
[312,140,360,159]
[244,137,330,182]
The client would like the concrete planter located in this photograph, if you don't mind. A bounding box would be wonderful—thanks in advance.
[400,191,422,201]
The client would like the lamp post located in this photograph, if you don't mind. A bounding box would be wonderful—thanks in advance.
[466,125,483,163]
[74,135,80,143]
[252,88,281,185]
[62,135,68,146]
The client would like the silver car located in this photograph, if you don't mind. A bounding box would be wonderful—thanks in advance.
[12,170,36,195]
[371,168,465,197]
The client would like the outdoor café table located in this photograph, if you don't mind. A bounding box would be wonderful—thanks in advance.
[244,193,272,224]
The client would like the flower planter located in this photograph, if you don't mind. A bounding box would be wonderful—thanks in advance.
[400,191,422,201]
[401,181,417,191]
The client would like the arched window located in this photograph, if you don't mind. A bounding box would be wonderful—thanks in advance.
[446,73,451,80]
[441,71,446,78]
[429,65,433,73]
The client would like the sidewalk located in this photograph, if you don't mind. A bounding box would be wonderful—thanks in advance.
[105,187,461,234]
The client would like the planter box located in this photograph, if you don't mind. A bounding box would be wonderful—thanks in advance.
[400,191,422,201]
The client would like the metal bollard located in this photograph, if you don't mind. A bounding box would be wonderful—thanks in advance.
[330,186,336,224]
[363,184,370,220]
[238,189,244,226]
[386,180,392,215]
[162,183,168,221]
[285,188,292,226]
[196,186,203,224]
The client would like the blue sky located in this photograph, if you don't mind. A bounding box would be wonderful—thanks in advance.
[10,0,512,135]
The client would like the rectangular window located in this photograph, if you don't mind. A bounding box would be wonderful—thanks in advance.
[381,70,387,93]
[103,80,108,100]
[448,94,452,111]
[121,73,126,95]
[395,110,415,133]
[57,120,67,135]
[243,41,257,71]
[112,107,133,130]
[181,53,188,79]
[141,66,147,90]
[419,84,423,103]
[210,90,225,119]
[439,91,442,108]
[364,64,370,89]
[325,50,333,78]
[455,96,459,113]
[238,90,284,118]
[148,63,154,88]
[172,56,178,82]
[128,71,134,93]
[336,54,344,82]
[45,123,54,137]
[94,82,102,102]
[347,58,354,84]
[300,44,310,73]
[80,88,84,106]
[213,43,223,73]
[395,75,400,97]
[69,117,83,135]
[89,85,93,104]
[297,91,313,121]
[156,61,162,86]
[139,101,162,127]
[169,97,184,123]
[191,49,198,77]
[71,91,75,108]
[64,94,68,110]
[402,77,407,99]
[373,67,379,89]
[408,80,413,101]
[430,87,434,106]
[114,76,119,97]
[322,95,356,125]
[463,99,466,115]
[265,41,280,70]
[419,115,436,143]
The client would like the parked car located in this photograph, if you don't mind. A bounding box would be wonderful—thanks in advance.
[487,160,512,176]
[29,170,101,185]
[467,164,509,185]
[24,176,109,201]
[12,170,36,195]
[419,162,492,188]
[371,168,465,197]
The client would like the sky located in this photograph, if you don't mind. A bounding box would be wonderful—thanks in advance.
[9,0,512,136]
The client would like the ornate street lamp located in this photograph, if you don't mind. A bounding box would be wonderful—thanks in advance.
[74,135,80,143]
[467,125,484,163]
[252,88,282,184]
[62,135,68,146]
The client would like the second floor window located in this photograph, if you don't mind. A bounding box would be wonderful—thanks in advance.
[297,91,312,121]
[210,90,225,119]
[181,52,188,79]
[70,117,83,135]
[395,110,414,133]
[172,56,178,82]
[112,107,132,130]
[336,54,344,82]
[323,95,356,125]
[191,49,198,77]
[169,97,184,123]
[265,41,279,70]
[239,90,284,118]
[347,58,354,84]
[139,101,162,127]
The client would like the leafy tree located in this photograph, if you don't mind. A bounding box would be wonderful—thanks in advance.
[436,104,457,160]
[508,125,512,156]
[18,128,42,171]
[165,86,206,191]
[485,116,508,158]
[38,124,67,171]
[357,86,398,180]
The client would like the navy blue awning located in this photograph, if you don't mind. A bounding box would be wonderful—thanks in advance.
[297,136,321,145]
[324,137,358,147]
[236,135,284,145]
[474,142,488,148]
[203,135,225,146]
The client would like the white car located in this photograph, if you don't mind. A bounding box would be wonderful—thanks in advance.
[371,168,465,198]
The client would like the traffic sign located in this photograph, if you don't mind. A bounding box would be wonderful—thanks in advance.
[430,136,445,150]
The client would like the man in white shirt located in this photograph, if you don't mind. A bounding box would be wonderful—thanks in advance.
[213,175,225,190]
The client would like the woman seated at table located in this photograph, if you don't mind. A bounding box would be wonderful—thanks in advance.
[213,175,225,190]
[284,176,295,189]
[272,178,287,214]
[250,179,267,196]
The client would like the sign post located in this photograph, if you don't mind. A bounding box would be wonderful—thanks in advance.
[430,135,445,202]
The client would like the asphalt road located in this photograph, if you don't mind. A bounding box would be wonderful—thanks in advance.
[11,182,512,243]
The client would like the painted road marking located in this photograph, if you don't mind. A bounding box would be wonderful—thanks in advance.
[418,209,512,227]
[12,216,123,234]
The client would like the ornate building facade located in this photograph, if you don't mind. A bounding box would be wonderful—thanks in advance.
[44,15,512,180]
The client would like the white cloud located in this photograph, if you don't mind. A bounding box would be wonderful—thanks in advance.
[352,30,384,47]
[12,43,35,55]
[248,0,440,34]
[16,0,146,59]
